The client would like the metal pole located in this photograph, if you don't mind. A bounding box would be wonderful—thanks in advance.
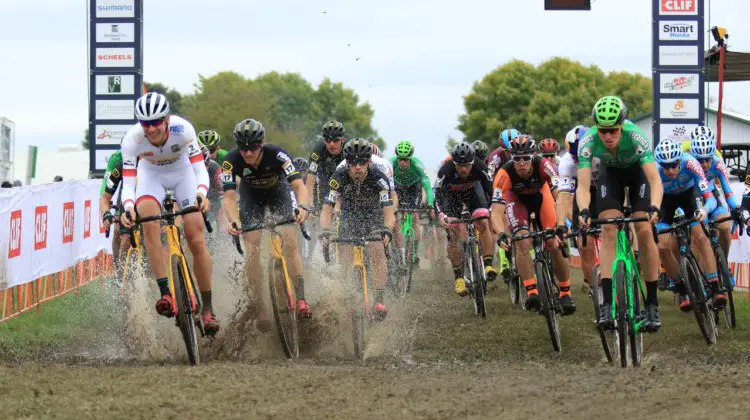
[717,45,725,149]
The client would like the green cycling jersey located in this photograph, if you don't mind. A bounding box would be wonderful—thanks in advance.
[214,148,228,166]
[100,150,123,196]
[578,120,654,169]
[389,156,434,206]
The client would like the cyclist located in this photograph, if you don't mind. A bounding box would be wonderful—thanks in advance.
[690,133,740,256]
[653,139,725,310]
[488,128,520,177]
[293,157,310,183]
[307,120,346,215]
[576,95,663,333]
[119,92,220,335]
[556,126,600,289]
[198,129,228,166]
[201,145,224,232]
[471,140,490,165]
[319,139,396,320]
[391,140,435,263]
[492,135,575,314]
[435,142,497,296]
[221,119,313,321]
[539,138,562,167]
[100,150,130,266]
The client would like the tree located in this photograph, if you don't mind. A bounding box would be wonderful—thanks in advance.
[445,136,459,153]
[455,57,654,148]
[144,81,184,116]
[82,128,89,149]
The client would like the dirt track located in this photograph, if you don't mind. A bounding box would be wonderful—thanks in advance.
[2,244,750,419]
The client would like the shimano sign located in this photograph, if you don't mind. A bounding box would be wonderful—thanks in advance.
[95,0,135,18]
[659,21,697,41]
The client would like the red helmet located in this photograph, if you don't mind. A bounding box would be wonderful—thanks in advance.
[539,138,560,156]
[508,135,536,155]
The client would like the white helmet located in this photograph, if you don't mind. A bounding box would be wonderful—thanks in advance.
[690,134,716,159]
[690,125,714,141]
[134,92,170,121]
[654,139,682,164]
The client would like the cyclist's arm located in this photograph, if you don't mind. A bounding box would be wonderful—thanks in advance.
[290,178,311,209]
[714,159,741,210]
[556,192,573,226]
[686,158,717,214]
[100,192,113,218]
[575,168,592,212]
[120,142,138,212]
[556,155,576,226]
[414,158,434,206]
[220,154,241,225]
[187,137,210,199]
[642,161,663,210]
[381,188,397,231]
[490,169,509,234]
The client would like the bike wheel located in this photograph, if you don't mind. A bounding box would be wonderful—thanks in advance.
[590,264,616,362]
[352,268,366,360]
[405,233,417,293]
[172,256,199,366]
[472,245,487,318]
[629,272,643,367]
[680,256,717,345]
[269,258,299,359]
[614,261,628,368]
[535,260,560,352]
[715,248,735,329]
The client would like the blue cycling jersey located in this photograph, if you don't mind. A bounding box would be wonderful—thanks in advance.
[659,153,717,214]
[701,155,740,210]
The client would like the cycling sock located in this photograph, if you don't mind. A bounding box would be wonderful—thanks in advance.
[675,278,688,296]
[375,289,385,304]
[705,272,719,284]
[483,256,493,270]
[601,278,612,305]
[200,290,213,313]
[156,277,170,297]
[646,281,659,306]
[558,280,571,297]
[295,276,305,300]
[523,278,538,295]
[453,266,463,279]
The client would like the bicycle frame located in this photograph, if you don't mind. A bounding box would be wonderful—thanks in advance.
[613,227,647,334]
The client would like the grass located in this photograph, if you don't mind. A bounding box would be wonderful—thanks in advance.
[0,281,119,358]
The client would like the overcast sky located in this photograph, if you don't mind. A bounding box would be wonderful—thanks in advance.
[2,0,750,172]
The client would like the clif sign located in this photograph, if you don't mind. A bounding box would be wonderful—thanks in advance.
[660,0,697,15]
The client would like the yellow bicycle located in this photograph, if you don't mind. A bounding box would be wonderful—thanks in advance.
[321,228,392,359]
[232,215,310,359]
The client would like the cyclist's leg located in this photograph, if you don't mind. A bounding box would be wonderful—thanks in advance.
[442,195,466,295]
[573,188,597,285]
[505,190,538,308]
[468,182,496,281]
[681,190,724,304]
[711,203,733,256]
[239,188,271,330]
[656,193,681,279]
[539,184,575,312]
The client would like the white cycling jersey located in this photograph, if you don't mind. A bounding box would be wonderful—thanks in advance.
[558,152,600,193]
[335,154,395,191]
[121,115,209,211]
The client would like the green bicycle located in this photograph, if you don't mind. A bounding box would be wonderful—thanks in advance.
[584,207,656,368]
[390,207,429,298]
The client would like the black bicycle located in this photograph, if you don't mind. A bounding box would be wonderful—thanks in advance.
[445,209,489,318]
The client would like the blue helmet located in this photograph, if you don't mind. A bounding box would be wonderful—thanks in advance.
[566,125,589,160]
[499,128,521,149]
[654,139,682,164]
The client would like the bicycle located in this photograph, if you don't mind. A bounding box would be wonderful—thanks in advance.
[509,214,566,351]
[658,214,718,345]
[445,209,489,318]
[232,214,310,359]
[583,208,656,367]
[390,206,430,298]
[706,211,746,329]
[130,193,213,366]
[105,213,143,294]
[321,228,393,360]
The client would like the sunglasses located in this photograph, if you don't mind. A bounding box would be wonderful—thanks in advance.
[140,118,165,128]
[453,161,473,168]
[239,142,263,152]
[697,157,713,164]
[348,158,369,167]
[512,155,533,163]
[598,127,620,135]
[659,161,680,169]
[324,137,343,143]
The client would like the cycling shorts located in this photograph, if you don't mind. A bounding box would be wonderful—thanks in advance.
[656,188,699,231]
[135,161,197,209]
[440,183,489,218]
[395,184,421,209]
[504,183,556,234]
[239,181,297,228]
[596,162,650,214]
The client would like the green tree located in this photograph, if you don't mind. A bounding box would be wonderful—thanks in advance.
[445,136,459,153]
[455,57,654,149]
[313,78,384,151]
[144,81,184,115]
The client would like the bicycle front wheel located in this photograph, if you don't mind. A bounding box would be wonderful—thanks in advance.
[172,255,199,366]
[680,256,716,345]
[471,244,487,318]
[535,260,560,352]
[590,264,616,363]
[269,258,299,359]
[715,247,735,329]
[614,261,628,368]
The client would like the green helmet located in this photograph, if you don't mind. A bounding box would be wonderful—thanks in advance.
[395,140,414,158]
[198,130,221,148]
[592,96,627,127]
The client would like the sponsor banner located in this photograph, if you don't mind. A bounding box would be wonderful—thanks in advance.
[659,73,700,94]
[95,99,134,120]
[659,0,697,15]
[94,124,132,146]
[95,74,135,95]
[658,20,698,41]
[94,149,119,171]
[658,45,699,66]
[95,47,135,68]
[95,22,135,43]
[95,0,135,18]
[659,98,700,119]
[658,123,698,143]
[0,180,112,290]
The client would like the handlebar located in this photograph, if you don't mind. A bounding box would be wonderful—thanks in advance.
[581,215,656,247]
[320,228,393,263]
[232,215,310,255]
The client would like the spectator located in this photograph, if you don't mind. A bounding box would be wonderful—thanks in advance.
[53,175,63,182]
[1,181,12,188]
[12,180,21,187]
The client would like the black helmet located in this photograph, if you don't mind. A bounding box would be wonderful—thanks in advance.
[451,142,476,165]
[471,140,489,160]
[233,119,265,148]
[293,157,309,173]
[321,120,345,140]
[343,138,373,162]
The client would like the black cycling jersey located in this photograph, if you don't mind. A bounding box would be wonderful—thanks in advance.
[309,141,345,184]
[325,166,393,212]
[103,161,123,196]
[221,144,301,191]
[434,158,493,215]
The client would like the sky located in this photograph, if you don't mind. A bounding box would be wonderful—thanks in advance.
[2,0,750,178]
